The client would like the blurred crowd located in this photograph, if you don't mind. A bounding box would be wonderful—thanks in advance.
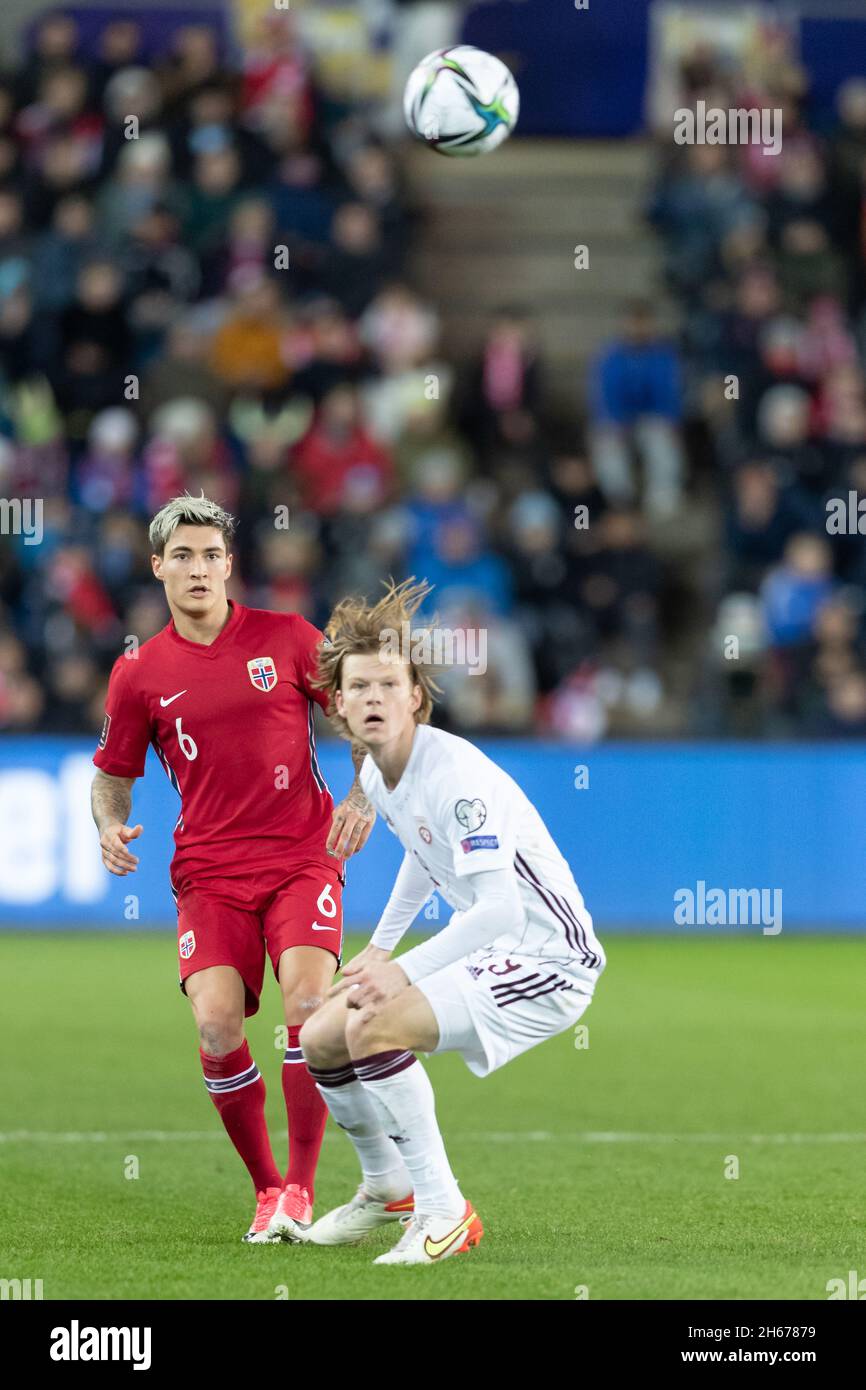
[0,6,676,743]
[648,33,866,735]
[1,10,865,741]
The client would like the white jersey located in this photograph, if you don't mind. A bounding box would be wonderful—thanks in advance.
[360,725,605,978]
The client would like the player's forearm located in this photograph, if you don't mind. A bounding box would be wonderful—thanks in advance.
[346,741,373,813]
[91,771,134,833]
[370,851,433,951]
[397,869,524,984]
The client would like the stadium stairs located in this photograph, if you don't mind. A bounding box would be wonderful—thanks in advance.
[403,138,716,734]
[403,138,667,419]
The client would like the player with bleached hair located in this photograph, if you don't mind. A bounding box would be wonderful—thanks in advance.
[90,493,376,1245]
[299,578,606,1265]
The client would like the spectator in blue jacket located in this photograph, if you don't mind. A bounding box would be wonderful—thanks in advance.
[761,533,835,647]
[589,300,686,520]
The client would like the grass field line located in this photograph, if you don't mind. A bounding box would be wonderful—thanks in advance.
[2,1129,865,1145]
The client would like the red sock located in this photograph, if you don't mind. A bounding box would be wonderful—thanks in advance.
[200,1040,281,1195]
[282,1026,328,1198]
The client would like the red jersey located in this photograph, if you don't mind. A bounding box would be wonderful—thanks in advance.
[92,601,338,889]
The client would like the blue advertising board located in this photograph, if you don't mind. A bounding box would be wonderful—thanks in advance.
[0,738,862,932]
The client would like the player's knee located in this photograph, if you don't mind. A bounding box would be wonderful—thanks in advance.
[192,1001,244,1056]
[344,1008,391,1057]
[299,1008,345,1067]
[198,1021,244,1055]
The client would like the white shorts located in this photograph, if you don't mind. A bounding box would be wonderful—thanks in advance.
[415,948,598,1077]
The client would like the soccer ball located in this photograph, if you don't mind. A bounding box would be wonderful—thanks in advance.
[403,46,520,158]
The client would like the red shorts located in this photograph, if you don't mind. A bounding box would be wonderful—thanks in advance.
[173,860,344,1017]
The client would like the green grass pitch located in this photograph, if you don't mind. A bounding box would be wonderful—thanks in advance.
[2,931,864,1301]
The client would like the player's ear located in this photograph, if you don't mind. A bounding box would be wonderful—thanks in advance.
[224,551,233,577]
[151,553,164,581]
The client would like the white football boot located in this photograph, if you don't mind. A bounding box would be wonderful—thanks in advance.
[306,1185,415,1246]
[373,1200,483,1265]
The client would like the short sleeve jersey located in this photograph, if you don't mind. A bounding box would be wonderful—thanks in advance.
[93,601,336,887]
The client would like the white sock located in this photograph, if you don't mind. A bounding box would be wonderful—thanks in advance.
[354,1050,464,1221]
[309,1062,411,1202]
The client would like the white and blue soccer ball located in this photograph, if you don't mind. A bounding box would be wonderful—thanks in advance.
[403,45,520,157]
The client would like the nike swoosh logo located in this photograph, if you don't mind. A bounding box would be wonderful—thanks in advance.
[160,691,187,707]
[423,1210,476,1260]
[311,923,337,932]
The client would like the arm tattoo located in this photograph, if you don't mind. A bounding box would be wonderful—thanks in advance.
[347,742,373,814]
[91,771,134,833]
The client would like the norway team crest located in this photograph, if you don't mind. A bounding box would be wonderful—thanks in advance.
[247,656,278,692]
[179,931,196,960]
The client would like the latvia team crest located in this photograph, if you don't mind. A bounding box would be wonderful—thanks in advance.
[247,656,278,692]
[179,931,196,960]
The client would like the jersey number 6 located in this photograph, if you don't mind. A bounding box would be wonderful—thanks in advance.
[176,717,198,761]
